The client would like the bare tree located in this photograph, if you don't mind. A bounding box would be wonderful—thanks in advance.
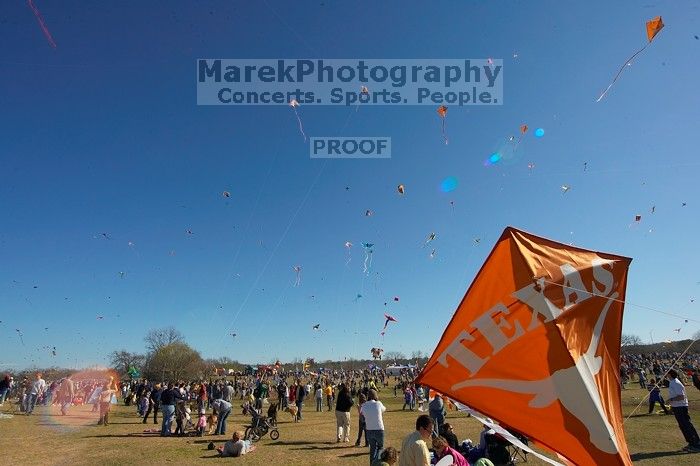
[621,334,642,347]
[109,350,145,376]
[384,351,406,361]
[144,327,184,353]
[693,329,700,341]
[411,350,425,359]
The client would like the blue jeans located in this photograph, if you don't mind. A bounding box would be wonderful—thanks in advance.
[296,400,303,420]
[215,408,231,435]
[0,388,8,404]
[161,404,175,435]
[366,429,384,464]
[432,415,444,437]
[27,393,39,413]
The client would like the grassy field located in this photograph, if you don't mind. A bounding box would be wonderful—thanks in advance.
[1,385,699,465]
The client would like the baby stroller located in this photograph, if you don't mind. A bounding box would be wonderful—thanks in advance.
[244,408,279,442]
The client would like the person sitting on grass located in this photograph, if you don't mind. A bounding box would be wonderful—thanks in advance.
[439,422,459,450]
[216,431,255,457]
[432,435,468,466]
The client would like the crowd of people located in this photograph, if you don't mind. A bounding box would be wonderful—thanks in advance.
[2,354,699,463]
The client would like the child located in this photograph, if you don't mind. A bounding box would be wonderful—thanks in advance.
[138,391,150,417]
[648,379,670,414]
[196,407,207,436]
[174,400,186,436]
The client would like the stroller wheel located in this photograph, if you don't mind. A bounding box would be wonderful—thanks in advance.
[270,429,279,440]
[244,427,260,442]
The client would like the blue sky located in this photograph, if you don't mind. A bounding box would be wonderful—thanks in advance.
[1,1,699,370]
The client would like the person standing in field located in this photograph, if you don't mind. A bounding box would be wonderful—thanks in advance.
[25,372,46,415]
[58,375,75,415]
[97,381,116,426]
[335,384,354,443]
[355,392,368,447]
[666,369,700,452]
[360,389,386,464]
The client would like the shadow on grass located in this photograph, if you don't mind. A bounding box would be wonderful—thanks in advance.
[268,440,328,446]
[630,450,692,461]
[338,452,367,458]
[291,445,356,451]
[83,433,163,438]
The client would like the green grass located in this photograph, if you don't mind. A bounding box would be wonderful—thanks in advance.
[1,386,698,465]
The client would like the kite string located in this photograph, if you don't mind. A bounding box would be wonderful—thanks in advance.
[541,279,700,324]
[203,150,279,330]
[219,100,358,344]
[596,42,650,102]
[27,0,57,48]
[622,337,698,423]
[292,107,307,142]
[441,118,448,145]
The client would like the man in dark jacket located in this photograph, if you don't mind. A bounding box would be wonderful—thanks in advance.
[295,379,306,421]
[143,383,162,424]
[160,383,184,436]
[335,384,354,442]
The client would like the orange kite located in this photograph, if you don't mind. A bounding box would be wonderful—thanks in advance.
[416,226,633,466]
[597,16,664,102]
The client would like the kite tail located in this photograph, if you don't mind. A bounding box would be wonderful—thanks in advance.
[441,118,448,145]
[596,43,650,102]
[27,0,57,48]
[293,108,307,142]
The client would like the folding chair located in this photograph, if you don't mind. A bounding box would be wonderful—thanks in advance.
[486,434,514,466]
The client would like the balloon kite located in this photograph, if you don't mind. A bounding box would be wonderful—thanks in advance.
[381,313,398,336]
[289,99,307,142]
[597,16,664,102]
[437,105,448,145]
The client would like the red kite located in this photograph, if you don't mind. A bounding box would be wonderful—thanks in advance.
[416,226,633,466]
